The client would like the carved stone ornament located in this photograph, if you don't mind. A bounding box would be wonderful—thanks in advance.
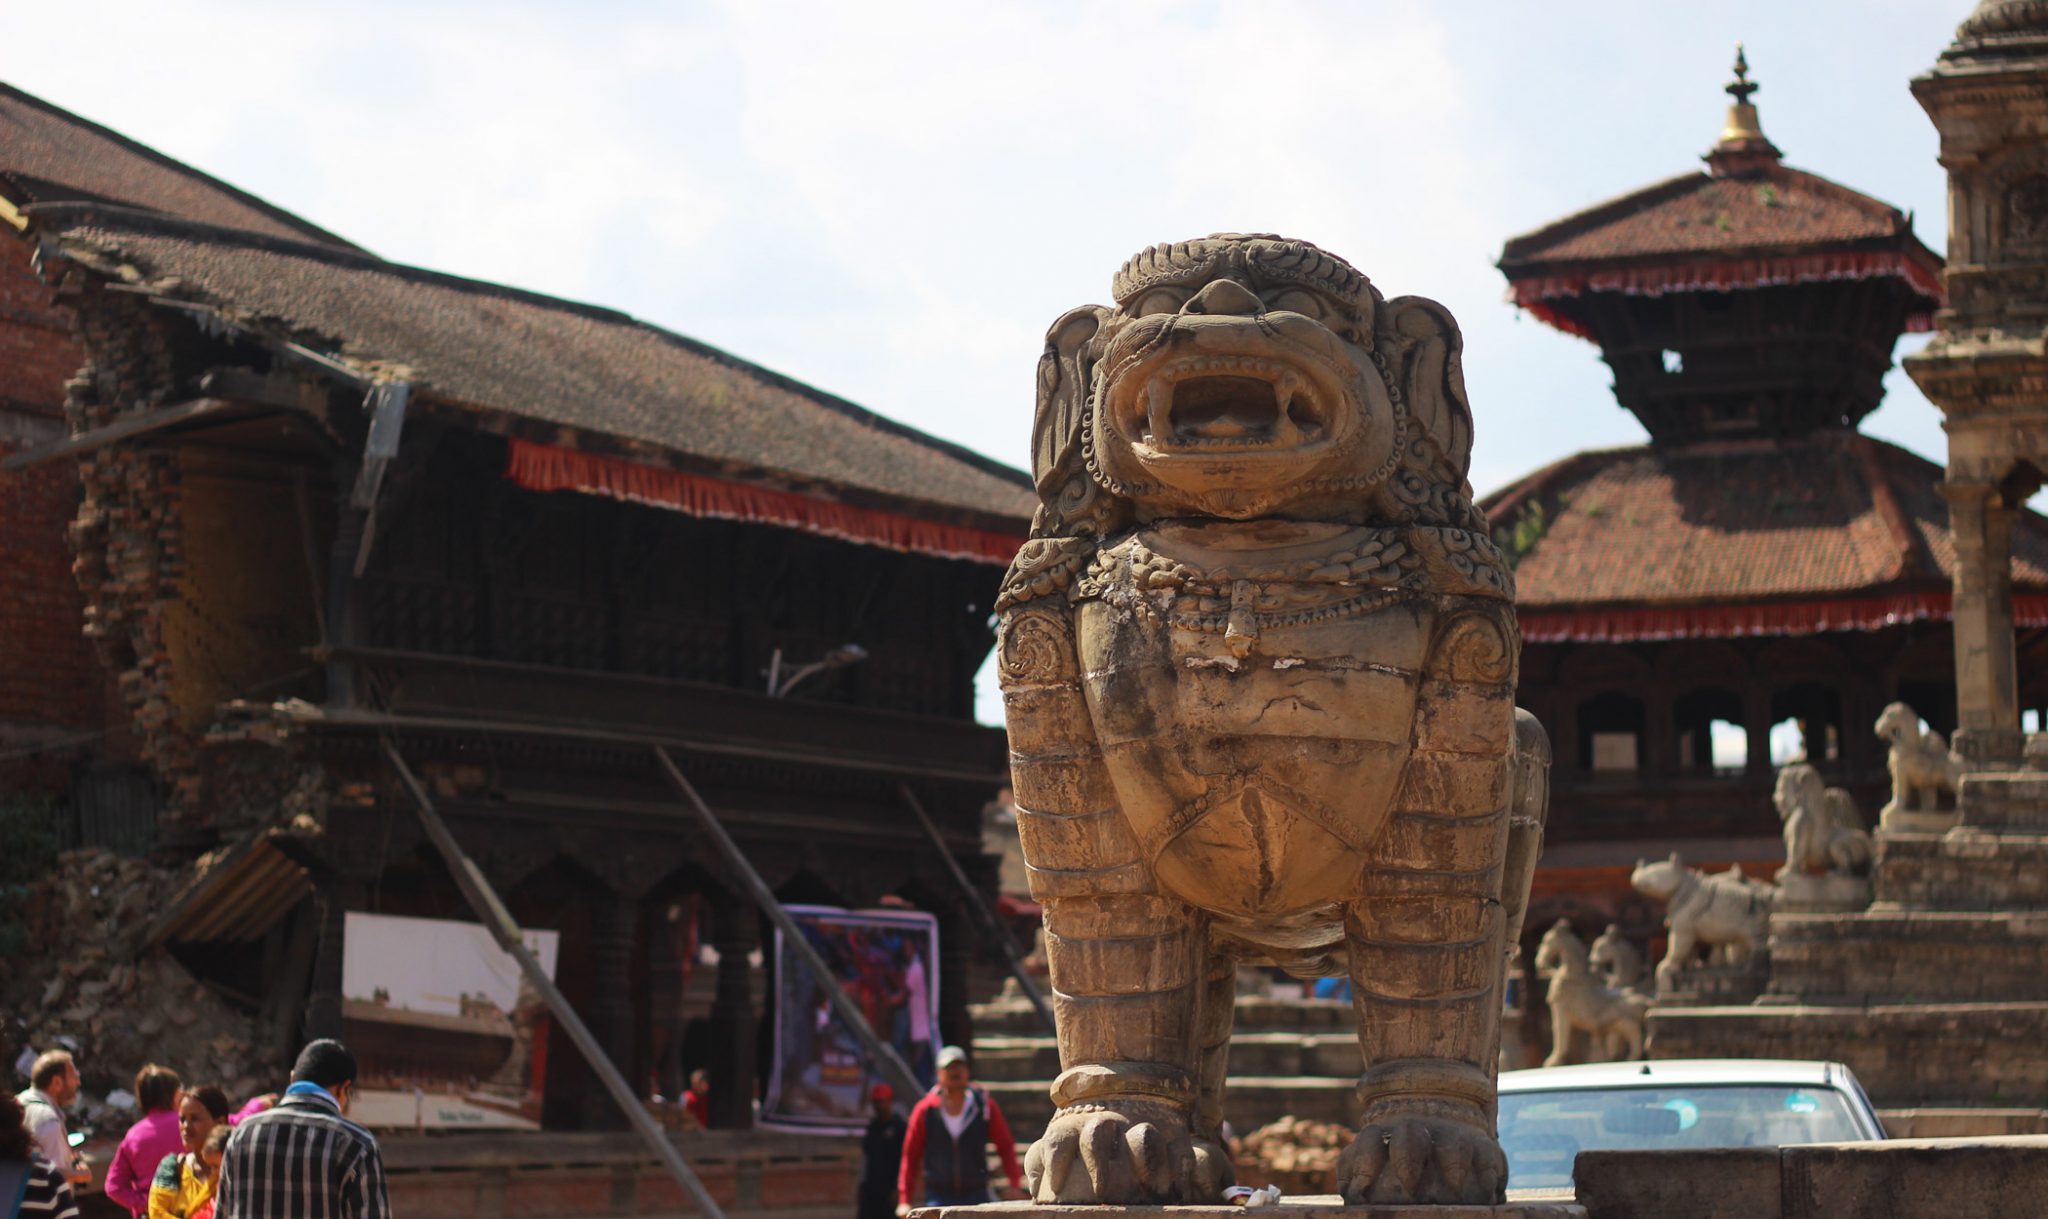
[1533,920,1649,1067]
[1586,922,1646,993]
[1629,852,1773,995]
[1875,701,1964,832]
[998,235,1547,1207]
[1773,762,1874,912]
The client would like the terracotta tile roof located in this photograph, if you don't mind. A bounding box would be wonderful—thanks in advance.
[1500,163,1928,268]
[0,82,355,249]
[34,204,1035,528]
[1481,432,2048,614]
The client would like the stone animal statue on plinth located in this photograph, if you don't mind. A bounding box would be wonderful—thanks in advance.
[1533,920,1650,1067]
[1876,701,1963,826]
[1629,853,1773,993]
[1587,923,1647,992]
[998,234,1546,1207]
[1776,763,1873,878]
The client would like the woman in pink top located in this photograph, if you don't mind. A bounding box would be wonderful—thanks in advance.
[104,1064,183,1216]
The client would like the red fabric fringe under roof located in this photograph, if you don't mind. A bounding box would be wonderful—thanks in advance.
[1510,249,1945,341]
[504,438,1023,566]
[1520,590,2048,645]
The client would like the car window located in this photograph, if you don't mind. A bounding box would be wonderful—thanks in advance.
[1499,1084,1869,1188]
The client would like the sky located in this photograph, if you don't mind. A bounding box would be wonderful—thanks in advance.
[0,0,1981,719]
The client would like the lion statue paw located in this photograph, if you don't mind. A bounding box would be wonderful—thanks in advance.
[1024,1100,1224,1204]
[1338,1112,1508,1206]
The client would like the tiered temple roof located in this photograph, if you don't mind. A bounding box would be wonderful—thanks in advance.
[1487,48,2048,642]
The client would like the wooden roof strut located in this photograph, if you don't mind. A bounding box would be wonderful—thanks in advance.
[380,736,729,1219]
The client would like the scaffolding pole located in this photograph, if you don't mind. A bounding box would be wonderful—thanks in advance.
[650,746,923,1098]
[379,736,728,1219]
[896,783,1054,1034]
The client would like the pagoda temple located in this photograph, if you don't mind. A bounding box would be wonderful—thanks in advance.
[1487,49,2048,939]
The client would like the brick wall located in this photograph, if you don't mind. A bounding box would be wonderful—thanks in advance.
[0,230,106,795]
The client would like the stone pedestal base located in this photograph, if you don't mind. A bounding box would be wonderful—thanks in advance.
[1878,804,1961,834]
[912,1202,1581,1219]
[1774,871,1872,912]
[1653,960,1768,1007]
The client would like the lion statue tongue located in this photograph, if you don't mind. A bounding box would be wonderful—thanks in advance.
[997,234,1547,1207]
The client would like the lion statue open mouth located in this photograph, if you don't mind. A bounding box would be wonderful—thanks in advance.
[998,234,1548,1207]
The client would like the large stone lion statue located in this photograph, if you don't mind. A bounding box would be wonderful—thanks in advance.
[1875,701,1963,825]
[998,234,1548,1206]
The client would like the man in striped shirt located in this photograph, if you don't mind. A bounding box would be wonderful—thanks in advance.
[216,1039,389,1219]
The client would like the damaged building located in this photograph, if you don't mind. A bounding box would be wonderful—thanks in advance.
[0,80,1031,1207]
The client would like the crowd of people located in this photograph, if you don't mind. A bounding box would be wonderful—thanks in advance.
[3,1039,387,1219]
[7,1032,1026,1219]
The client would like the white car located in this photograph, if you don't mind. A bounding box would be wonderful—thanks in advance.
[1498,1059,1887,1194]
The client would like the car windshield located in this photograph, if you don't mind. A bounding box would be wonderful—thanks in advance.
[1499,1084,1869,1188]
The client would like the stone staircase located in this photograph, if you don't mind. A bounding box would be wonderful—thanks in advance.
[970,995,1366,1143]
[1650,771,2048,1135]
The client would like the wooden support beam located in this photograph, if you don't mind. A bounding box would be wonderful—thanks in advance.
[380,737,728,1219]
[0,397,265,471]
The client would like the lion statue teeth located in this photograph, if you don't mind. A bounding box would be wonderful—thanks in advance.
[999,234,1547,1207]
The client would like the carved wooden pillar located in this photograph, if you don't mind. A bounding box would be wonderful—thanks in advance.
[707,892,759,1129]
[935,900,974,1057]
[1646,674,1678,777]
[1743,683,1772,777]
[1944,482,2023,765]
[580,893,639,1130]
[303,875,367,1042]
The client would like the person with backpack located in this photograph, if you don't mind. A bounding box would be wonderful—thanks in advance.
[895,1047,1022,1210]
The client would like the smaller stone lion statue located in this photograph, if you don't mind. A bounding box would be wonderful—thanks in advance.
[1876,701,1963,824]
[1533,921,1650,1067]
[1586,923,1646,992]
[1775,763,1873,880]
[1629,853,1774,994]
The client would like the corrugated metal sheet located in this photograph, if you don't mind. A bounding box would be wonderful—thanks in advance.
[143,830,313,947]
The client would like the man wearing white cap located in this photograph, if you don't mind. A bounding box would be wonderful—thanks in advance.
[895,1046,1023,1210]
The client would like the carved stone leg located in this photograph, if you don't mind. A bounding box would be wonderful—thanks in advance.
[1002,606,1220,1203]
[1025,892,1215,1204]
[1192,947,1238,1190]
[1338,739,1514,1204]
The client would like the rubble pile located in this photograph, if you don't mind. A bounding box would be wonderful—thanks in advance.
[1235,1114,1354,1194]
[2,849,280,1130]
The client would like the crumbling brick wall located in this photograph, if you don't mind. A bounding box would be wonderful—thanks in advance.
[62,285,200,820]
[0,234,109,795]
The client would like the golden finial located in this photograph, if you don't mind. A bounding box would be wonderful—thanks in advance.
[1708,41,1780,174]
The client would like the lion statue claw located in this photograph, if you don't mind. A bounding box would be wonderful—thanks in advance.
[999,235,1545,1205]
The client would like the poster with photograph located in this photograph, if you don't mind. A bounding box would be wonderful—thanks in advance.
[761,905,939,1132]
[340,912,560,1131]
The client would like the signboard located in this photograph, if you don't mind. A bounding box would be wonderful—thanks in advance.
[761,905,939,1132]
[340,912,559,1131]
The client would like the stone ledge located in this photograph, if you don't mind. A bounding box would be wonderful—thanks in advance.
[1575,1135,2048,1219]
[911,1200,1581,1219]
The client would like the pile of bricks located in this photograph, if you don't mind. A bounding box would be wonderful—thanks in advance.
[1234,1114,1353,1195]
[1,848,280,1133]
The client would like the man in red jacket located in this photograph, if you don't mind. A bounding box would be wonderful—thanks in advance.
[895,1046,1024,1210]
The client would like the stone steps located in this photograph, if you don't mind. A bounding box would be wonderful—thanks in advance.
[1765,909,2048,1003]
[1648,1002,2048,1108]
[983,1076,1361,1144]
[1874,830,2048,908]
[1878,1107,2048,1138]
[971,995,1356,1038]
[1960,773,2048,832]
[972,1032,1366,1083]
